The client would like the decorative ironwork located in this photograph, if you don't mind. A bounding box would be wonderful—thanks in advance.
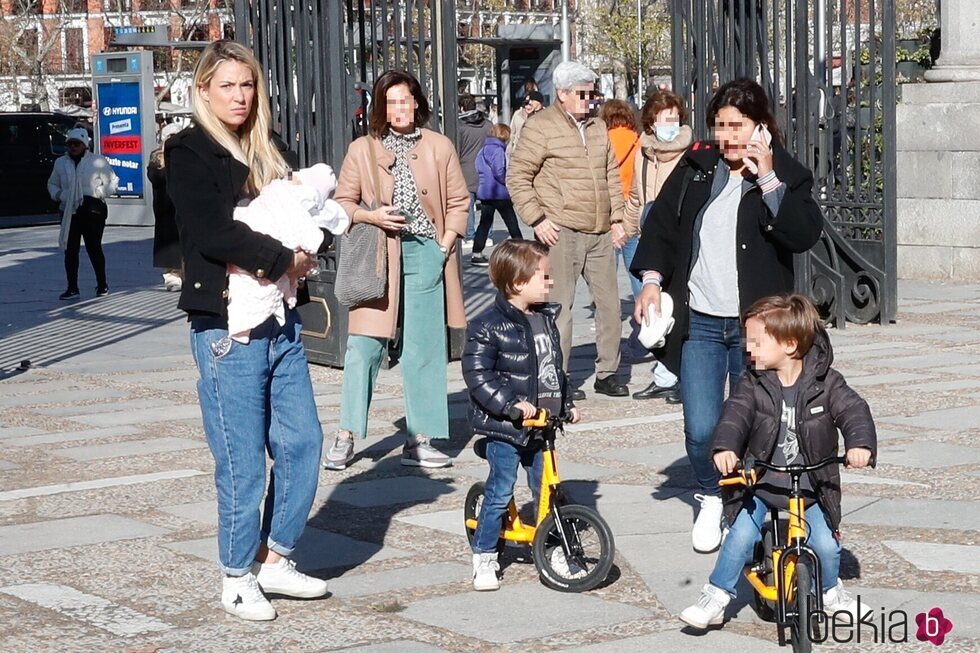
[672,0,897,325]
[233,0,460,169]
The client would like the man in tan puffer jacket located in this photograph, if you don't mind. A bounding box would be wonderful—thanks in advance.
[507,60,629,400]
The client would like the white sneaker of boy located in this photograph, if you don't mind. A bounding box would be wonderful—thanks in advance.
[472,553,500,591]
[221,572,276,621]
[691,494,724,552]
[823,579,872,621]
[253,558,328,598]
[679,583,731,629]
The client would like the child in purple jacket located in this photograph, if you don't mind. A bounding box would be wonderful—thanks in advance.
[472,124,524,266]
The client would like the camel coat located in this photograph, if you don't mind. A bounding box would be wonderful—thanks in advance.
[334,129,470,339]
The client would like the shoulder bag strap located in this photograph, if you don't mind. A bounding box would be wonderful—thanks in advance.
[618,135,640,168]
[641,151,651,205]
[367,136,383,210]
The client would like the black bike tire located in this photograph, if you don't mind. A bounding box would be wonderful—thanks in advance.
[752,525,778,622]
[790,559,814,653]
[463,482,506,552]
[532,504,615,593]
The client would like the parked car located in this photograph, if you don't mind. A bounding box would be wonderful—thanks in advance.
[0,112,79,219]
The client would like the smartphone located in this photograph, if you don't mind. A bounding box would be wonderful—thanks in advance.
[752,124,773,148]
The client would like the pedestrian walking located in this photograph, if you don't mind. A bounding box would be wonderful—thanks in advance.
[48,127,118,300]
[462,239,580,591]
[165,40,328,621]
[630,78,823,553]
[148,122,183,292]
[624,90,693,403]
[326,69,469,471]
[471,124,523,267]
[456,93,492,247]
[679,294,876,629]
[506,90,544,162]
[508,60,629,400]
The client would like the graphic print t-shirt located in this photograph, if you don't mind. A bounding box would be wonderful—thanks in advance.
[755,380,816,509]
[526,312,562,418]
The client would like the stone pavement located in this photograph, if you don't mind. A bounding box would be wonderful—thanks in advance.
[1,225,979,652]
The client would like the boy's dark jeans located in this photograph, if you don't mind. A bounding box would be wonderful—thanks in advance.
[471,438,543,553]
[64,210,107,291]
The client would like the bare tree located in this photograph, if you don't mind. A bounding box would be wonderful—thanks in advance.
[0,0,73,109]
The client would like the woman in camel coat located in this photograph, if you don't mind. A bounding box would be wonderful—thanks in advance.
[327,69,469,470]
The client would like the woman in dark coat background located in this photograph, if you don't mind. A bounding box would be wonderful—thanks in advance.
[630,78,823,554]
[149,122,183,291]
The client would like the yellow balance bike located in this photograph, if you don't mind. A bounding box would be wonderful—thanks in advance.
[464,408,615,592]
[720,455,848,653]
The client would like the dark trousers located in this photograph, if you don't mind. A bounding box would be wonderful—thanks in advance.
[473,199,523,254]
[64,211,107,291]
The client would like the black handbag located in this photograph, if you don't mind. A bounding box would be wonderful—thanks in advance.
[79,195,108,221]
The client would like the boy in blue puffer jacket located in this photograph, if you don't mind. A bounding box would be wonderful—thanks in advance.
[462,239,580,591]
[471,124,525,267]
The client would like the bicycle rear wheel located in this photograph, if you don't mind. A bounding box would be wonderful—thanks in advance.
[464,482,505,552]
[790,560,816,653]
[532,504,614,592]
[752,524,778,622]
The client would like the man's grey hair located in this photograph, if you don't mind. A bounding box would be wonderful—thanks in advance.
[553,61,597,92]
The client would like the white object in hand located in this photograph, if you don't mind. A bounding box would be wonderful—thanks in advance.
[638,291,675,350]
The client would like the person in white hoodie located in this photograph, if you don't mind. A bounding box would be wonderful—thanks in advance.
[47,127,119,300]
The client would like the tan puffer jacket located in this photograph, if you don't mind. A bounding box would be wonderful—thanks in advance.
[507,102,625,233]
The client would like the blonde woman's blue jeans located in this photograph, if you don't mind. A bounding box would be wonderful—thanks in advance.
[339,235,449,439]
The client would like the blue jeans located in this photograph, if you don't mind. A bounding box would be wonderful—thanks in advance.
[709,495,841,596]
[190,310,324,575]
[472,439,543,554]
[681,310,746,494]
[618,234,643,299]
[465,192,477,240]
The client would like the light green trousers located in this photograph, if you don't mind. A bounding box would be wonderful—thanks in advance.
[339,235,449,439]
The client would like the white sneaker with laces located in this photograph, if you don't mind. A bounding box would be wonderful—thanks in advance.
[323,433,355,470]
[550,547,588,579]
[679,583,731,629]
[253,558,328,598]
[823,579,872,621]
[692,493,724,552]
[221,573,276,621]
[472,553,500,591]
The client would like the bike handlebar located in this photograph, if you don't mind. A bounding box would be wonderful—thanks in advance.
[506,406,568,428]
[718,455,848,487]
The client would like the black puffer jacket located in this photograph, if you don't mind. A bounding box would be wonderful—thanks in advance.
[711,328,877,533]
[462,292,573,447]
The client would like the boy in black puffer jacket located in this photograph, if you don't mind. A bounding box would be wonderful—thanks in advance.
[680,294,877,630]
[462,239,580,591]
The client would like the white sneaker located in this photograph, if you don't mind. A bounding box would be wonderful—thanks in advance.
[253,558,328,598]
[472,553,500,591]
[679,583,731,629]
[692,494,724,552]
[221,573,276,621]
[550,547,588,579]
[823,579,872,621]
[461,239,474,251]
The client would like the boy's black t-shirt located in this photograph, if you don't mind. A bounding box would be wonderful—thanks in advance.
[526,312,562,417]
[755,379,817,509]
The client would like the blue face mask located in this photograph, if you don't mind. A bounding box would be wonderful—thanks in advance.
[655,123,681,142]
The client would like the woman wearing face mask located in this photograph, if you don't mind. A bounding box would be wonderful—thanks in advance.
[630,78,823,554]
[621,91,693,403]
[326,70,469,471]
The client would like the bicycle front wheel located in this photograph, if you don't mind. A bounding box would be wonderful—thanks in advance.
[790,560,816,653]
[532,504,615,592]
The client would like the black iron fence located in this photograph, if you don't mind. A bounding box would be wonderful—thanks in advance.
[671,0,897,326]
[233,0,459,170]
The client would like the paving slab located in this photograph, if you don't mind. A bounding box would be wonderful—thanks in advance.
[565,411,684,433]
[5,425,142,447]
[0,582,172,636]
[165,527,411,572]
[0,515,170,556]
[340,643,450,653]
[320,476,462,508]
[879,352,980,369]
[883,541,980,575]
[51,436,207,461]
[910,378,980,393]
[327,562,470,598]
[0,469,207,501]
[0,426,46,440]
[33,397,177,417]
[846,372,928,387]
[559,629,780,652]
[880,405,980,432]
[878,441,980,468]
[0,388,130,408]
[68,404,203,426]
[0,460,19,471]
[839,471,929,488]
[399,582,649,644]
[847,498,980,531]
[394,509,466,539]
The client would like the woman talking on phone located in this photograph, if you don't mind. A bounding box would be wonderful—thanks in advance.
[629,78,822,554]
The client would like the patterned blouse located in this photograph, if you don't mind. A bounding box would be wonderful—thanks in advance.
[381,128,439,240]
